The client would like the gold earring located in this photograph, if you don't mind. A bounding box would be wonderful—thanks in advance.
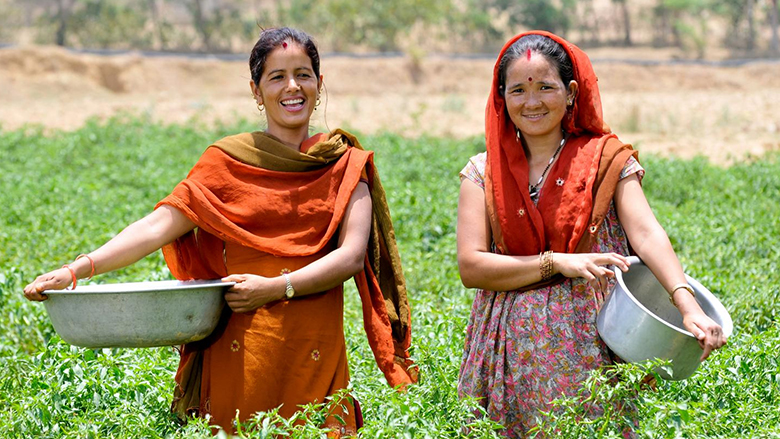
[257,103,264,112]
[516,128,521,142]
[314,96,321,110]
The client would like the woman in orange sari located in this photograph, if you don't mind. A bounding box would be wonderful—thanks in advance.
[24,27,415,436]
[456,31,727,437]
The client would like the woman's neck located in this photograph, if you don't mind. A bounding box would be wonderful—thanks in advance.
[523,130,565,164]
[266,126,310,151]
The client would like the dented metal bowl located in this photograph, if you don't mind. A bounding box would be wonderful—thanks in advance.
[43,280,233,348]
[597,256,732,380]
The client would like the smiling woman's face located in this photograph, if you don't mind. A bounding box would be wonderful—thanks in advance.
[503,52,576,142]
[252,42,321,145]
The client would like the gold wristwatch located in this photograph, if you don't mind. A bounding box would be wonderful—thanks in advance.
[283,273,295,299]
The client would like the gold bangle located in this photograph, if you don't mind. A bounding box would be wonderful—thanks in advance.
[668,283,695,306]
[540,250,554,281]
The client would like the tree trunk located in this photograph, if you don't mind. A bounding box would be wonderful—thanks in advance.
[671,10,682,48]
[746,0,755,52]
[653,0,670,47]
[55,0,70,46]
[147,0,168,50]
[584,0,601,45]
[771,0,779,55]
[620,0,632,46]
[190,0,212,51]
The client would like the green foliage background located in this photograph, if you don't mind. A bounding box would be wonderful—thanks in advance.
[2,0,777,56]
[0,116,779,437]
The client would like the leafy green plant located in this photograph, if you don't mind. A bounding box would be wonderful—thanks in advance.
[1,117,778,437]
[531,325,780,438]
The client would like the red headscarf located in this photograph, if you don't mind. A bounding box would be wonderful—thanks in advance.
[484,31,637,284]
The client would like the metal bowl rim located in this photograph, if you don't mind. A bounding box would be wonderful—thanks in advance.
[611,256,732,339]
[43,279,235,295]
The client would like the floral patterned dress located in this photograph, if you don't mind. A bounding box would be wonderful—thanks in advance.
[458,152,643,437]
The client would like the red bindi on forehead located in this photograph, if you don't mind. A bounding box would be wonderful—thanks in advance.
[282,41,288,49]
[528,77,533,82]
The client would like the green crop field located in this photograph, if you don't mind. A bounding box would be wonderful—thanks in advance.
[1,116,779,438]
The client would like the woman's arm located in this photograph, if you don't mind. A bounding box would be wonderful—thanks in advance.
[222,182,372,313]
[615,173,727,360]
[23,205,196,300]
[456,178,629,293]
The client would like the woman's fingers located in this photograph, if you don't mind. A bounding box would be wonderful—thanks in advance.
[558,253,628,283]
[224,289,246,311]
[699,327,724,362]
[687,321,711,361]
[685,317,729,362]
[23,286,48,301]
[36,277,60,292]
[223,274,259,313]
[597,270,609,293]
[613,255,631,272]
[222,274,246,284]
[706,324,728,350]
[597,253,630,272]
[699,344,713,362]
[222,275,247,299]
[23,270,71,301]
[584,263,614,294]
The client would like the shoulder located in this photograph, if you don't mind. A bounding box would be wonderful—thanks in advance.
[330,128,362,148]
[327,129,373,161]
[600,135,645,181]
[460,152,487,189]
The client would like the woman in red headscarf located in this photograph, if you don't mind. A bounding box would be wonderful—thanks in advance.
[456,31,727,436]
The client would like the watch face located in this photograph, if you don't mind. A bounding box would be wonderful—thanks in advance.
[283,273,294,298]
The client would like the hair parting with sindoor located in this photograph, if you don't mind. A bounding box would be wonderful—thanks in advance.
[249,27,321,84]
[497,34,574,93]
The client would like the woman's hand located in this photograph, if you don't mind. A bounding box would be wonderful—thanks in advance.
[553,252,631,294]
[682,310,728,361]
[23,267,74,301]
[23,205,196,303]
[222,274,285,313]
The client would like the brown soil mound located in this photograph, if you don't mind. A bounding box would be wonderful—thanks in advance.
[1,45,778,164]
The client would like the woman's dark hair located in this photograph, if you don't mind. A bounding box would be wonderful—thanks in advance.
[498,34,574,92]
[249,27,320,84]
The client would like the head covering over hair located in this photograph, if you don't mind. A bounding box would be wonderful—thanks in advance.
[484,31,637,290]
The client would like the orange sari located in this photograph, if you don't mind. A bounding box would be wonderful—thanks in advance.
[156,130,415,432]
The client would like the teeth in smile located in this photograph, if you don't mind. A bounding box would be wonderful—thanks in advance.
[282,98,303,105]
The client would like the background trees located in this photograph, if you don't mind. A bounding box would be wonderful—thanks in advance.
[0,0,778,57]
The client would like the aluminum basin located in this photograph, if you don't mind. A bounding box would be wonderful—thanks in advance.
[43,280,233,348]
[597,256,732,380]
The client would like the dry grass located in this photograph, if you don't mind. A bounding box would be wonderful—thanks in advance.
[1,45,778,164]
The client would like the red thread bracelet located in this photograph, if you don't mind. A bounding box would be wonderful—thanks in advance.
[62,265,77,290]
[76,254,95,279]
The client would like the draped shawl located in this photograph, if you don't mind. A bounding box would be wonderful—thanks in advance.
[484,31,638,291]
[156,129,416,418]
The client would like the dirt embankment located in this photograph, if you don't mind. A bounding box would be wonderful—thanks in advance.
[1,45,779,164]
